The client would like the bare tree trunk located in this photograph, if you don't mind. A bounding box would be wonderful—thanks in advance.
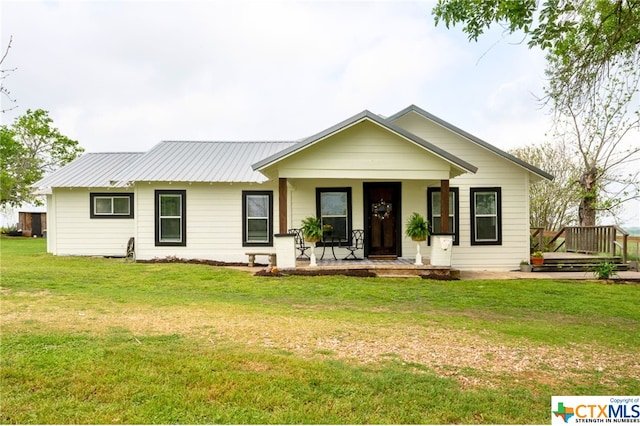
[578,167,598,226]
[578,198,597,226]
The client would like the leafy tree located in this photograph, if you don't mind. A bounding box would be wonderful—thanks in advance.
[510,142,580,230]
[1,109,84,207]
[432,0,640,102]
[433,0,640,226]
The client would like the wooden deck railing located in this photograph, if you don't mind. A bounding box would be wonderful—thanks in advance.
[531,225,629,263]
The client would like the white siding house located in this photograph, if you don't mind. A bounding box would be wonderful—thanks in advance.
[34,106,552,270]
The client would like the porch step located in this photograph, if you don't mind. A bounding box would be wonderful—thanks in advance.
[532,264,629,272]
[374,267,459,279]
[375,268,426,278]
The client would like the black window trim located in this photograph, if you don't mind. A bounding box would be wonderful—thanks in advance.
[427,187,459,245]
[315,187,353,246]
[470,187,502,245]
[155,189,187,247]
[89,192,134,219]
[242,190,274,247]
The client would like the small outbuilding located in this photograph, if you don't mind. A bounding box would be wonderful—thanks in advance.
[18,210,47,237]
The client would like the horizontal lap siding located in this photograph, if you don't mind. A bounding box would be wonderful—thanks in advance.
[50,188,135,256]
[394,113,531,269]
[134,182,279,262]
[278,121,450,179]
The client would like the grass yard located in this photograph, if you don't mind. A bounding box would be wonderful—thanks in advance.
[1,237,639,424]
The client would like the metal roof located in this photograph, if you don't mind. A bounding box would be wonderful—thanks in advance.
[111,141,296,184]
[32,105,551,189]
[251,110,478,174]
[387,105,554,181]
[33,152,144,190]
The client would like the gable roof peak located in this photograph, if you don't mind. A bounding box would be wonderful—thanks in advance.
[389,105,553,181]
[252,107,477,174]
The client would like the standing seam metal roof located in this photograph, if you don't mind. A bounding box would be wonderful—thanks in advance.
[32,105,549,189]
[110,141,297,184]
[33,152,144,189]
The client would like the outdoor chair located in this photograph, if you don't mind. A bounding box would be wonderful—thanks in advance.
[344,229,364,260]
[288,228,310,260]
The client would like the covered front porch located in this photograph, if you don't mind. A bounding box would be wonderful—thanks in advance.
[253,114,476,264]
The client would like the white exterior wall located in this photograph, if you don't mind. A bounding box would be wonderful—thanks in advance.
[288,178,437,261]
[46,194,56,254]
[401,180,432,261]
[47,188,135,256]
[133,182,279,262]
[392,113,531,269]
[273,121,453,180]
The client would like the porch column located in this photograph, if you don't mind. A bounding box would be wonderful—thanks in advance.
[279,178,288,233]
[440,179,449,233]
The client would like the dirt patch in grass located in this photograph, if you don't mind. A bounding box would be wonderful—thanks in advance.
[2,296,637,390]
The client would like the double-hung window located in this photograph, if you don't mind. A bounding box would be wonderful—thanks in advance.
[155,190,186,246]
[90,193,134,219]
[470,187,502,245]
[242,191,273,246]
[427,187,459,245]
[316,188,351,243]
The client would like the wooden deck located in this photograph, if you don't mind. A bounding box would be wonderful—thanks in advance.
[533,251,628,272]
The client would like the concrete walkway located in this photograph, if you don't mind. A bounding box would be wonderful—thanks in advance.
[459,269,640,280]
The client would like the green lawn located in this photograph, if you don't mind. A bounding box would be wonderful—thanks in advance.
[1,237,639,424]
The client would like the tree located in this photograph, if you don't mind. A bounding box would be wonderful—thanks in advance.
[510,142,580,230]
[1,109,84,207]
[432,0,640,103]
[1,35,18,113]
[433,0,640,226]
[548,56,640,226]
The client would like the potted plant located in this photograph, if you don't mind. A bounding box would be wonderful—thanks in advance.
[405,212,430,265]
[301,216,323,242]
[519,260,532,272]
[404,212,430,241]
[531,251,544,266]
[300,216,322,267]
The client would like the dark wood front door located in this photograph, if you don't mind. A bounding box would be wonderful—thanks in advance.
[364,182,401,259]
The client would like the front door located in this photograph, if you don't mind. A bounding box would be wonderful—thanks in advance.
[364,182,401,259]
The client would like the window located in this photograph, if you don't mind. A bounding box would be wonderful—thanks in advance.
[427,187,459,245]
[470,187,502,245]
[90,193,134,218]
[155,190,186,246]
[316,187,352,243]
[242,191,273,246]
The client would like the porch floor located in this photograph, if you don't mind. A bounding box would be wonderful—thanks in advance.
[293,257,457,278]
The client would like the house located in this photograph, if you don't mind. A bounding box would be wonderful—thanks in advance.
[33,105,553,270]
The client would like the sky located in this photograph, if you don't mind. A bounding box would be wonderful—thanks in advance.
[1,0,638,227]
